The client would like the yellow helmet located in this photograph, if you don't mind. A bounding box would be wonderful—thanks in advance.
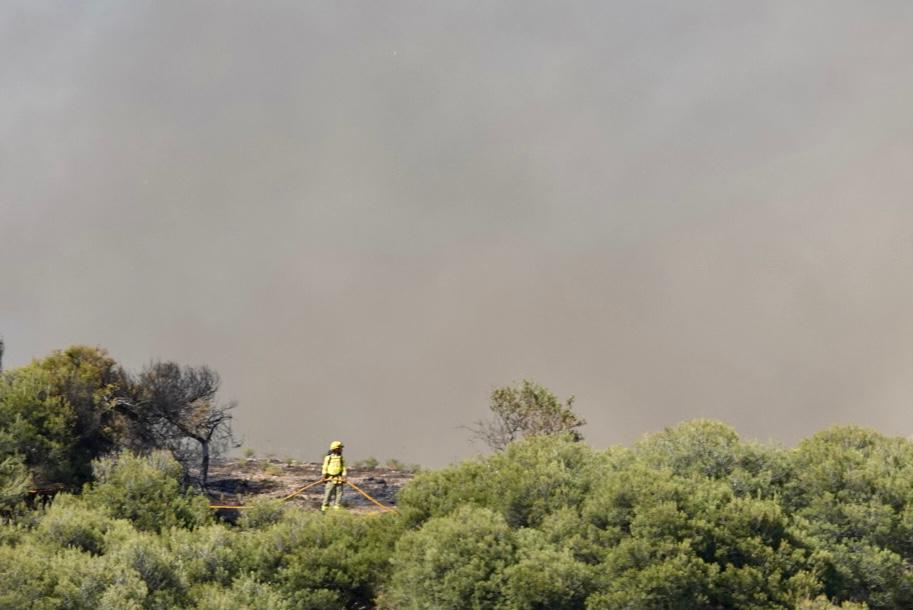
[329,440,344,450]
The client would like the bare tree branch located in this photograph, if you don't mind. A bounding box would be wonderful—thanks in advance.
[468,380,585,452]
[120,361,235,486]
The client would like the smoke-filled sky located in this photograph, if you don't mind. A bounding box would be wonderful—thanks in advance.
[2,1,911,465]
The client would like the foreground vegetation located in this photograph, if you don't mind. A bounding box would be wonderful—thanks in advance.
[4,420,913,608]
[2,346,912,608]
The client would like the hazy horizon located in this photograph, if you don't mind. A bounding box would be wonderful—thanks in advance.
[2,1,911,466]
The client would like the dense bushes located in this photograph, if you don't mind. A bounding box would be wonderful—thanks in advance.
[0,346,123,488]
[234,509,403,608]
[397,433,606,529]
[0,452,400,610]
[0,453,30,512]
[6,421,913,608]
[0,345,235,492]
[11,347,908,607]
[83,452,211,532]
[391,422,913,609]
[388,506,516,608]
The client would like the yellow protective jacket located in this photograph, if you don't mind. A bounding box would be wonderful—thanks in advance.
[322,453,346,478]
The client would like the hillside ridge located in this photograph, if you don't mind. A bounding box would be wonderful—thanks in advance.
[206,457,414,512]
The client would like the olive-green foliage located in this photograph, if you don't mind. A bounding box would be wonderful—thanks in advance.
[499,528,593,609]
[0,540,151,610]
[399,433,604,528]
[469,379,586,451]
[785,427,913,609]
[396,457,491,526]
[191,575,292,610]
[111,531,188,609]
[236,509,404,609]
[96,568,148,610]
[0,453,30,512]
[635,419,742,478]
[167,525,240,587]
[353,456,379,469]
[7,422,913,609]
[797,596,870,610]
[0,541,61,610]
[584,471,817,609]
[237,497,287,529]
[0,450,407,610]
[394,422,913,609]
[635,419,794,498]
[83,451,211,532]
[35,494,114,554]
[388,506,516,609]
[261,462,283,476]
[0,346,123,487]
[812,541,913,610]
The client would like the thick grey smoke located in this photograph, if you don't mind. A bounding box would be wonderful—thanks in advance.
[2,1,911,465]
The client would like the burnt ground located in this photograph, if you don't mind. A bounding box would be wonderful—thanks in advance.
[205,458,415,515]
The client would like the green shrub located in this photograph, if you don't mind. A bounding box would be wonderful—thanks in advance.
[236,507,403,607]
[35,494,114,554]
[96,568,147,610]
[499,528,592,609]
[385,458,405,471]
[0,542,60,610]
[538,506,604,564]
[238,498,287,530]
[585,550,718,610]
[633,419,742,479]
[581,460,821,609]
[109,531,186,609]
[353,456,379,469]
[6,417,913,609]
[191,574,292,610]
[0,453,31,513]
[387,506,515,609]
[398,434,603,528]
[396,457,494,527]
[166,525,240,587]
[0,520,26,546]
[811,541,913,609]
[83,451,211,532]
[262,463,283,477]
[726,440,793,499]
[796,596,869,610]
[0,538,154,610]
[469,379,586,451]
[0,346,123,488]
[48,549,123,610]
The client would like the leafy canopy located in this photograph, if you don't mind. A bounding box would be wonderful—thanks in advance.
[469,380,585,451]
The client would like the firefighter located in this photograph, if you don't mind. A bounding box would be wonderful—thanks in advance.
[321,440,347,511]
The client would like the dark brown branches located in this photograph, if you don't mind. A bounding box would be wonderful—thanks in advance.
[119,362,235,486]
[468,380,585,452]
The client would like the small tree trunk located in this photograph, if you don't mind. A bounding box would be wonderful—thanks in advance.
[200,439,210,487]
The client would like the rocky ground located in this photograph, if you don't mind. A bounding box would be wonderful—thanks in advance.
[205,458,415,515]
